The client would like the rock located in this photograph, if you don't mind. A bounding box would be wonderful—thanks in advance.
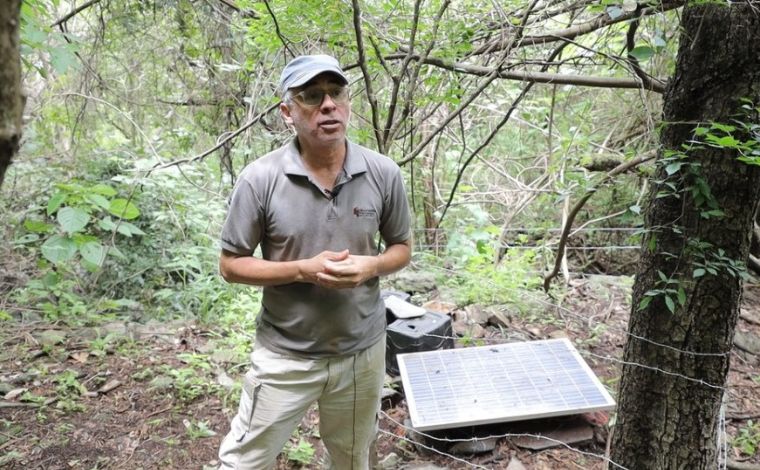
[389,271,437,294]
[487,308,511,328]
[464,304,490,325]
[0,382,13,395]
[548,329,568,339]
[216,369,236,389]
[148,375,174,391]
[377,452,400,469]
[734,330,760,355]
[422,300,456,315]
[404,418,432,456]
[211,349,239,364]
[4,388,27,400]
[35,329,65,346]
[506,457,528,470]
[404,466,447,470]
[512,420,593,450]
[452,321,486,338]
[448,437,497,454]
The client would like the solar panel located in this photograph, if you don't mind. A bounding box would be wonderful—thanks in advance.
[397,338,615,431]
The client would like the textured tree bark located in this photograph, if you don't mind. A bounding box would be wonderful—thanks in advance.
[0,0,23,188]
[610,3,760,469]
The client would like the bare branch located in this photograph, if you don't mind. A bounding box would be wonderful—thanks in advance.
[351,0,384,151]
[626,7,667,95]
[385,53,666,92]
[263,1,295,58]
[543,151,656,292]
[382,0,423,149]
[473,1,686,54]
[149,102,280,173]
[51,0,102,28]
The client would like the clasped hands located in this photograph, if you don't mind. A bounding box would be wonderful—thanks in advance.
[305,249,378,289]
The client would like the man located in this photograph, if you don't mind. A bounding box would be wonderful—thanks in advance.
[217,54,412,469]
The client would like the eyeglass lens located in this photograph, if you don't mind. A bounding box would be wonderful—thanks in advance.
[297,86,348,106]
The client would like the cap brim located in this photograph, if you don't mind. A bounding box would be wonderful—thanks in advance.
[286,68,348,90]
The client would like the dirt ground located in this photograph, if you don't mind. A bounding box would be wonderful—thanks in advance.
[2,277,759,469]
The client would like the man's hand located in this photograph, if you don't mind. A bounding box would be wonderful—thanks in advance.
[316,253,380,289]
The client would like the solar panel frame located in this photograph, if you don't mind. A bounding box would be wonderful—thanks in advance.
[398,338,616,431]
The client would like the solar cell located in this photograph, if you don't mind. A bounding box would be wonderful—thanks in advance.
[397,338,615,431]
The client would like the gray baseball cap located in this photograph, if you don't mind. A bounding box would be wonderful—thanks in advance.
[279,55,348,93]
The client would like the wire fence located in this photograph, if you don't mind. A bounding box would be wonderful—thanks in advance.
[375,261,738,469]
[410,227,643,254]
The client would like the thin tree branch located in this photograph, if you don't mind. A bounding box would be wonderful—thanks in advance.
[626,7,667,95]
[351,0,384,151]
[263,0,294,58]
[472,1,685,54]
[397,0,540,167]
[51,0,102,28]
[385,53,666,93]
[148,102,279,173]
[435,42,567,228]
[387,0,451,145]
[543,152,656,292]
[382,0,423,149]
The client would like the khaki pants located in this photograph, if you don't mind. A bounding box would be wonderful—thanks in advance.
[218,336,386,470]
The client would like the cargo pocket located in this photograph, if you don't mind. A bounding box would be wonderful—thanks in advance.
[236,369,262,443]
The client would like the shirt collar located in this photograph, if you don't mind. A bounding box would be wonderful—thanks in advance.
[282,138,367,177]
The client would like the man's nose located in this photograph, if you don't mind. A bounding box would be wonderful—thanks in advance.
[319,93,337,109]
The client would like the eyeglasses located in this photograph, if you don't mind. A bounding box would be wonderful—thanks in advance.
[290,85,349,107]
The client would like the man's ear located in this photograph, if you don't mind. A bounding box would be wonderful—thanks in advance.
[280,102,294,126]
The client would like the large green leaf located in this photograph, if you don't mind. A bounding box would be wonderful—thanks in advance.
[629,46,655,62]
[109,199,140,220]
[80,241,107,267]
[47,192,66,215]
[41,235,78,263]
[57,207,90,233]
[24,219,54,233]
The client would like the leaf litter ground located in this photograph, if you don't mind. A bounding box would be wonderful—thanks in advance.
[1,277,759,469]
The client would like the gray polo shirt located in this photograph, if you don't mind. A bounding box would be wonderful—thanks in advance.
[221,139,410,357]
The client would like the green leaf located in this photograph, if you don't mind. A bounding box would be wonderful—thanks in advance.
[657,270,668,283]
[629,46,655,62]
[79,241,107,267]
[629,204,641,215]
[47,192,66,215]
[665,162,683,175]
[116,221,146,237]
[693,268,706,278]
[50,44,78,74]
[24,219,54,233]
[90,184,117,196]
[637,296,653,311]
[57,207,90,234]
[98,217,117,231]
[108,199,140,220]
[665,296,675,313]
[677,286,686,306]
[41,235,78,263]
[85,194,111,210]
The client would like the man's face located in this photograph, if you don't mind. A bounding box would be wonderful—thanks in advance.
[280,73,350,147]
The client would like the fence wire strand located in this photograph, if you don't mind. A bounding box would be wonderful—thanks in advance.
[376,259,742,467]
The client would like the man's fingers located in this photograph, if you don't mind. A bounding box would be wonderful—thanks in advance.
[326,249,349,261]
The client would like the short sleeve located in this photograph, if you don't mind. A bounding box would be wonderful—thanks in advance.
[379,167,411,245]
[220,178,264,255]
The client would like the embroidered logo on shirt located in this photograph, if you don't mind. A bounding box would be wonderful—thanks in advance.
[353,207,377,218]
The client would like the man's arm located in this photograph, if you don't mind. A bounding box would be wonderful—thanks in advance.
[219,248,351,287]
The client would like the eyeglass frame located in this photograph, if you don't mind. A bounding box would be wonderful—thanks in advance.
[286,84,350,108]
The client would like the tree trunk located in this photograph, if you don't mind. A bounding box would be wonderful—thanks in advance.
[610,3,760,469]
[0,0,23,188]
